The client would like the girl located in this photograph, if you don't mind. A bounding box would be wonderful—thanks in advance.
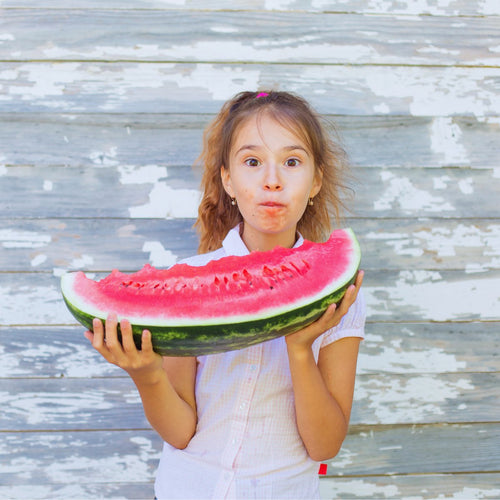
[85,90,365,499]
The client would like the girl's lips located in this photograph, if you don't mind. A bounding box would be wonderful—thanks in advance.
[261,201,285,207]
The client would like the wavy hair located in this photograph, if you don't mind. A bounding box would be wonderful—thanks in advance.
[194,90,350,253]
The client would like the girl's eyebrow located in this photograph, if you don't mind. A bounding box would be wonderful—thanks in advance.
[234,144,309,155]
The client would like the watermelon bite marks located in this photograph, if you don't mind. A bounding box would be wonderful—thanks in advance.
[61,228,361,356]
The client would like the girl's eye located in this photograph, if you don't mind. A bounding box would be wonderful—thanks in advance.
[285,158,300,167]
[244,158,260,167]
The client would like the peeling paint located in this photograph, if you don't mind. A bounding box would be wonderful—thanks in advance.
[118,164,167,184]
[320,478,400,498]
[129,183,200,219]
[30,254,48,267]
[0,284,71,325]
[356,375,475,422]
[142,241,178,268]
[358,340,467,374]
[0,229,51,249]
[430,117,469,166]
[365,223,500,264]
[365,270,500,321]
[374,171,454,213]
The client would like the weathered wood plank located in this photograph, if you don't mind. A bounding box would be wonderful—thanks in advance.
[2,10,499,67]
[319,473,500,500]
[1,424,498,487]
[1,62,499,116]
[2,322,496,379]
[330,423,500,475]
[0,430,160,488]
[359,322,500,375]
[2,1,499,16]
[0,483,155,500]
[1,372,497,430]
[2,166,499,219]
[2,218,499,272]
[1,113,498,168]
[1,270,499,325]
[0,327,123,379]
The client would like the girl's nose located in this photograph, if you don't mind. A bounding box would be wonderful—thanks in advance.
[263,163,282,191]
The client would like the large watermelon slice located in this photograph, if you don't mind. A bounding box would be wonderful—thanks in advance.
[61,228,360,356]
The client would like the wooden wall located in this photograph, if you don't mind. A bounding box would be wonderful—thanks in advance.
[1,1,499,498]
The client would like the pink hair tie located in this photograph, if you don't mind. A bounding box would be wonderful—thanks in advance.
[256,92,269,98]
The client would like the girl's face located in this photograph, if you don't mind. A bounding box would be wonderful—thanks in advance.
[221,112,322,252]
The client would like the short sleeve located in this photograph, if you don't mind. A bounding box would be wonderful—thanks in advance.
[320,289,366,349]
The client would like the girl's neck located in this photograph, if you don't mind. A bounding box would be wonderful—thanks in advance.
[240,224,298,253]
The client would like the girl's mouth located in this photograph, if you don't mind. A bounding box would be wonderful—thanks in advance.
[261,201,285,208]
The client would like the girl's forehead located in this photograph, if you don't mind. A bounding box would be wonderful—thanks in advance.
[232,111,310,150]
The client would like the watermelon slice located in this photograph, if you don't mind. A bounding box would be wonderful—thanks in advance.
[61,228,360,356]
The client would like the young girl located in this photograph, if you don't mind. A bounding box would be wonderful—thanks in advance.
[85,90,365,499]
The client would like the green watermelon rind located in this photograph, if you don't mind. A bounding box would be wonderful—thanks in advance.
[62,272,357,357]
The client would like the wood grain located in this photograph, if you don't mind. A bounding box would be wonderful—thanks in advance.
[2,10,499,67]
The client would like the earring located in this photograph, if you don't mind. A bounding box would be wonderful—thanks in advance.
[308,197,314,206]
[231,197,237,206]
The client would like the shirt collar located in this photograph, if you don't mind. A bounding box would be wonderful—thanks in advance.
[222,224,305,257]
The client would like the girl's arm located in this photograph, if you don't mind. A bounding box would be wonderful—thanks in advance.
[85,315,197,449]
[285,271,364,461]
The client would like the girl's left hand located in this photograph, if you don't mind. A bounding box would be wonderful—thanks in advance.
[285,270,364,352]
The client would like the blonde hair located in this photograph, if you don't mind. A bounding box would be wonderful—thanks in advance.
[194,91,350,253]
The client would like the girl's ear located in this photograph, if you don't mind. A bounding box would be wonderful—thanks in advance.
[220,166,235,197]
[310,168,323,198]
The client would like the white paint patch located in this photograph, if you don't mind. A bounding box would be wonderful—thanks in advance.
[430,117,469,166]
[362,66,500,117]
[0,390,119,425]
[374,102,390,114]
[129,183,201,219]
[374,171,454,213]
[31,254,48,267]
[365,270,500,321]
[44,437,159,483]
[418,45,459,56]
[142,241,178,268]
[89,147,118,166]
[356,375,474,423]
[433,175,451,189]
[264,0,295,9]
[458,177,474,194]
[43,180,53,191]
[68,254,94,269]
[166,39,377,64]
[0,340,119,378]
[0,34,15,42]
[441,486,500,499]
[366,223,500,264]
[358,342,466,374]
[319,478,400,498]
[211,26,239,34]
[167,63,261,101]
[479,0,500,15]
[327,446,357,469]
[0,284,72,325]
[0,229,51,249]
[118,164,167,184]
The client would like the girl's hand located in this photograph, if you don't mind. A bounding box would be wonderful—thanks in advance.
[84,313,163,381]
[285,270,364,353]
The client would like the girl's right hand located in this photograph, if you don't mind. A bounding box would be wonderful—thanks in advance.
[84,313,163,381]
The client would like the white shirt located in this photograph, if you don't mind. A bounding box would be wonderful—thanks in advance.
[154,226,366,500]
